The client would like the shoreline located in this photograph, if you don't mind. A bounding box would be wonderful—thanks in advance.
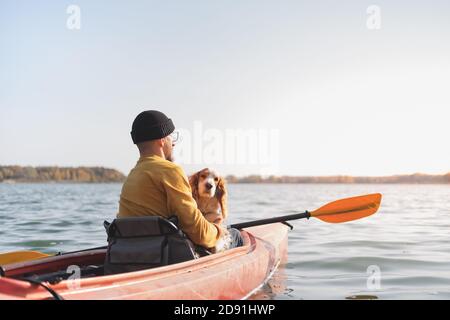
[2,181,449,185]
[1,166,449,184]
[0,180,124,184]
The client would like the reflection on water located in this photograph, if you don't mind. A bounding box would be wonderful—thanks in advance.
[1,183,450,299]
[249,263,292,300]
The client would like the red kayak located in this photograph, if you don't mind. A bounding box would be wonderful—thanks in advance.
[0,223,289,300]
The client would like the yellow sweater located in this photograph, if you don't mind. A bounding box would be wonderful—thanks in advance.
[118,155,220,248]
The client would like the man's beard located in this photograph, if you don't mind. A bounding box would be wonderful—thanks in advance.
[165,152,174,162]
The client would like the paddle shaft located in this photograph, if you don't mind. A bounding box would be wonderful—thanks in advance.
[47,213,306,256]
[63,213,309,254]
[230,211,311,229]
[59,213,308,255]
[61,245,107,255]
[62,213,310,255]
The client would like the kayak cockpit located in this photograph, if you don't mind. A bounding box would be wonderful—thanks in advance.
[0,224,288,300]
[1,230,254,286]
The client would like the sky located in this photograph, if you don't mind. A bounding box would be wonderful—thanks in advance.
[1,0,449,177]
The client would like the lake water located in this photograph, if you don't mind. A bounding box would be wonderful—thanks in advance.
[1,183,449,299]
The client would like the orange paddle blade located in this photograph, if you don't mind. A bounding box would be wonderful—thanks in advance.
[0,250,51,265]
[311,193,382,223]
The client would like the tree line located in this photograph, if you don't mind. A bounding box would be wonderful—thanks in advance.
[225,173,450,184]
[2,165,449,184]
[0,166,126,183]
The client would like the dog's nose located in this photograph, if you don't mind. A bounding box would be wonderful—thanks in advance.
[205,182,213,190]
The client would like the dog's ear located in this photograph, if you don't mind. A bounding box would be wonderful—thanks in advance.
[189,172,200,200]
[215,177,228,220]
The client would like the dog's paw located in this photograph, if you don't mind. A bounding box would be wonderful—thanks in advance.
[214,233,232,253]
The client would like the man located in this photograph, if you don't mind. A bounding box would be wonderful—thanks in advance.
[118,110,242,250]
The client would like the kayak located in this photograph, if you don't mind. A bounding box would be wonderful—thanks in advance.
[0,223,289,300]
[0,193,383,300]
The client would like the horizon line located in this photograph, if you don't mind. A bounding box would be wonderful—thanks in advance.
[1,164,449,179]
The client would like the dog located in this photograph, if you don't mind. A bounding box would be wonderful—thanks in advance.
[188,168,227,224]
[189,168,231,253]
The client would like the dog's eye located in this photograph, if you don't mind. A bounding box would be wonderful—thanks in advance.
[214,177,219,181]
[200,175,207,179]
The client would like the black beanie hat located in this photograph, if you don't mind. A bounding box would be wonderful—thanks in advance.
[130,110,175,144]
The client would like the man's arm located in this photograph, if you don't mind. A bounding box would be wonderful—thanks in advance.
[162,166,221,248]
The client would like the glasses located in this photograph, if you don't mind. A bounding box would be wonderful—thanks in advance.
[169,131,180,144]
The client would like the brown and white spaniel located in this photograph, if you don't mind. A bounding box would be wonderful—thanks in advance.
[188,168,228,225]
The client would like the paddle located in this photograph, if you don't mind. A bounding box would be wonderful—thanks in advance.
[0,193,381,265]
[230,193,382,229]
[0,246,108,265]
[0,250,52,265]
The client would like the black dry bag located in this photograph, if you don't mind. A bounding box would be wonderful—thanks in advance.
[103,216,197,275]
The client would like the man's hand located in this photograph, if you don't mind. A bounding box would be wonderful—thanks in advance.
[213,225,232,253]
[215,224,229,238]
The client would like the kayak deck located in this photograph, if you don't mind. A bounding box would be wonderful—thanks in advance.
[0,223,289,300]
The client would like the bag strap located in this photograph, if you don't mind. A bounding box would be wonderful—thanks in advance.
[163,216,179,231]
[104,216,179,238]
